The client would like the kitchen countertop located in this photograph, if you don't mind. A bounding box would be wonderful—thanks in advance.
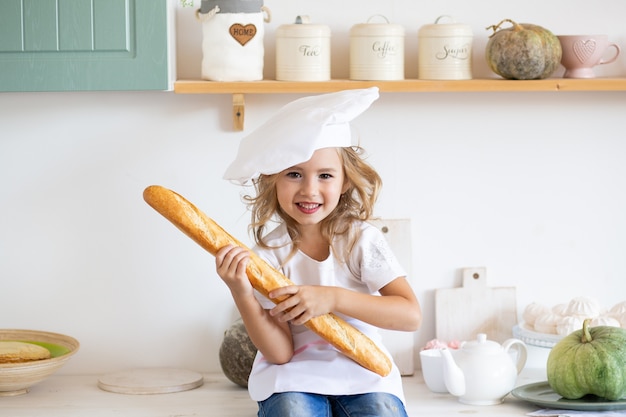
[1,368,547,416]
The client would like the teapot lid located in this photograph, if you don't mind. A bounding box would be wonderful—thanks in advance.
[462,333,502,353]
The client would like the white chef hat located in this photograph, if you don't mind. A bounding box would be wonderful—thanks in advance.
[223,87,380,184]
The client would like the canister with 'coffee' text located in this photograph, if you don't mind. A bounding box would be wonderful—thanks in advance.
[350,15,405,81]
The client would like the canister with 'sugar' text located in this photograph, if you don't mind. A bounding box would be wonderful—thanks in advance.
[418,15,473,80]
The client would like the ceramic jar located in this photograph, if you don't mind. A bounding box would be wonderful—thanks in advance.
[418,15,473,80]
[349,15,405,80]
[275,16,331,81]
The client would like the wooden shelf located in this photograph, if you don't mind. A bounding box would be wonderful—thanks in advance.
[174,78,626,130]
[175,78,626,94]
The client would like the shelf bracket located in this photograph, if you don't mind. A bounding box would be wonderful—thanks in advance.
[232,94,245,131]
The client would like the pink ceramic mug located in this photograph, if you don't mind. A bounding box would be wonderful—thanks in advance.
[557,35,620,78]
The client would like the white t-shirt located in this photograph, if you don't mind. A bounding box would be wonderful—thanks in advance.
[247,221,407,404]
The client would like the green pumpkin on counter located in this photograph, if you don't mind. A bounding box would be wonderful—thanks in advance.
[485,19,562,80]
[547,318,626,401]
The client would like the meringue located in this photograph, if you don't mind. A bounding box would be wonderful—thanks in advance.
[556,316,584,336]
[422,339,460,350]
[534,313,562,334]
[609,301,626,317]
[522,302,550,328]
[590,316,621,328]
[564,296,602,318]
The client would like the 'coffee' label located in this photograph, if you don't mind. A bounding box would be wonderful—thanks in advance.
[371,41,399,59]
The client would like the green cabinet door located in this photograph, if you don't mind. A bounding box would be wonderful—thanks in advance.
[0,0,169,91]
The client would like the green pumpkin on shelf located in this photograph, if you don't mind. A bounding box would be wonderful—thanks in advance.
[485,19,562,80]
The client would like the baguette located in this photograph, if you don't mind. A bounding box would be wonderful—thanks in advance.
[143,185,392,377]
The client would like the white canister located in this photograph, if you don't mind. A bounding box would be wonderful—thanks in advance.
[350,15,405,81]
[418,15,473,80]
[275,16,331,81]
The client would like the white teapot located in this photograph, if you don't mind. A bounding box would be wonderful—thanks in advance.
[440,333,527,405]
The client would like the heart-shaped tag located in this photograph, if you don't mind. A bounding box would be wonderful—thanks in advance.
[230,24,257,46]
[573,39,596,64]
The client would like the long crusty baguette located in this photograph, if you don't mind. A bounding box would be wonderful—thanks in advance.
[143,185,392,377]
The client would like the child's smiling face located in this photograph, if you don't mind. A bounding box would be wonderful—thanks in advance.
[275,147,349,228]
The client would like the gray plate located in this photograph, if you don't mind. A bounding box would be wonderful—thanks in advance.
[512,381,626,411]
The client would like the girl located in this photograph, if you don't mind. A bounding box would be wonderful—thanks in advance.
[216,87,422,417]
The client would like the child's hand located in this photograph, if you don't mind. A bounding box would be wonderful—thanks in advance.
[215,245,253,297]
[269,285,335,325]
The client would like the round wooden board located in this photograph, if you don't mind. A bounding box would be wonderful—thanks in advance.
[97,368,204,395]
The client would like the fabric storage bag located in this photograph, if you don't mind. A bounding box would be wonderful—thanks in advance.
[350,15,405,80]
[196,0,270,81]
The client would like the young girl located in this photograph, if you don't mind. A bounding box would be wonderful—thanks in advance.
[216,87,422,417]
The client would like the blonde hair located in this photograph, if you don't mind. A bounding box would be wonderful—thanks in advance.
[243,146,382,264]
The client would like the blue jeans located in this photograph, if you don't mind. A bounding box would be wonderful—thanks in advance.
[257,392,408,417]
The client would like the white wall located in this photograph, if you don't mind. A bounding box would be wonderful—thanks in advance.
[1,0,626,375]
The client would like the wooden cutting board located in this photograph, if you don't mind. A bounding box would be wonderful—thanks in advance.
[98,368,204,395]
[370,219,414,376]
[435,267,517,344]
